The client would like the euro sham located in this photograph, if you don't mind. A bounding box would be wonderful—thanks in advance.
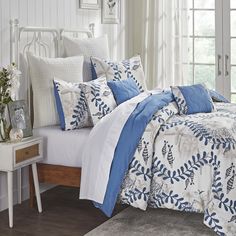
[27,53,84,128]
[63,35,110,82]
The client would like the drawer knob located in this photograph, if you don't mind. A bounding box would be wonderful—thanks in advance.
[25,151,29,155]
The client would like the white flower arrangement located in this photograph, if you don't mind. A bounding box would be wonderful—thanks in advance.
[0,63,21,141]
[7,63,21,100]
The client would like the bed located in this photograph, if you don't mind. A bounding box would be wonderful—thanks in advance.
[30,126,91,207]
[34,126,91,168]
[9,19,95,208]
[10,19,236,236]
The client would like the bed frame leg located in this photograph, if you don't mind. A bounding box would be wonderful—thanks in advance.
[29,166,36,208]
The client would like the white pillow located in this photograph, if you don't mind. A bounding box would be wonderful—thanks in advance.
[63,35,110,82]
[81,76,116,126]
[27,53,84,128]
[53,78,92,130]
[91,55,147,92]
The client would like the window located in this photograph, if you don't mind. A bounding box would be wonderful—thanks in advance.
[186,0,236,102]
[188,0,216,90]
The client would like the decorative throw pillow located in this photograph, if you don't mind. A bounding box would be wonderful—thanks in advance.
[107,77,140,105]
[81,76,117,125]
[63,35,110,82]
[53,78,92,130]
[209,90,229,103]
[171,84,215,115]
[91,55,147,92]
[27,53,84,128]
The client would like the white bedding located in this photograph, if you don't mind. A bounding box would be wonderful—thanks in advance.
[80,92,150,202]
[34,126,91,167]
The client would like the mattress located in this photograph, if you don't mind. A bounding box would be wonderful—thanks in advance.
[33,126,92,167]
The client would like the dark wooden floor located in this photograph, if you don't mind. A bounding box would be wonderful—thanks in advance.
[0,186,126,236]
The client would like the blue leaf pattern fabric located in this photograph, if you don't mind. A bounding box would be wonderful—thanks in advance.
[171,84,215,115]
[171,86,188,114]
[53,78,92,130]
[81,76,117,126]
[209,90,230,103]
[116,102,236,236]
[91,55,147,93]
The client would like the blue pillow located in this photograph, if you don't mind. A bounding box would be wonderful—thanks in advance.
[90,57,97,80]
[107,77,140,105]
[53,80,66,130]
[171,84,214,115]
[209,90,229,103]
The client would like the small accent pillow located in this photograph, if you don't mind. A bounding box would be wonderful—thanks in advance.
[91,55,147,92]
[63,35,110,82]
[209,90,229,103]
[81,76,116,125]
[53,78,92,130]
[171,84,215,115]
[107,77,140,105]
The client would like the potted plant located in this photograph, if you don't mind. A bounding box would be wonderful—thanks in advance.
[0,63,21,142]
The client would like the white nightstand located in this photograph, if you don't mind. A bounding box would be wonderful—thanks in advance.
[0,136,43,228]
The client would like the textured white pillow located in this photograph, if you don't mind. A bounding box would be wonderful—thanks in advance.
[63,35,110,82]
[27,53,84,128]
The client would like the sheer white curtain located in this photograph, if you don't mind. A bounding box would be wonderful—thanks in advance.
[137,0,189,89]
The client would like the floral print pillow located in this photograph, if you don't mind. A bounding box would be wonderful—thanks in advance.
[53,78,92,130]
[81,76,117,126]
[171,86,188,115]
[91,55,147,93]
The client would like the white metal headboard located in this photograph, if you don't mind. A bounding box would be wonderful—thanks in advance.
[10,19,95,64]
[9,19,95,118]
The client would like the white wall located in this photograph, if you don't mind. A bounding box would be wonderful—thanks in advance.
[0,0,128,211]
[0,0,127,66]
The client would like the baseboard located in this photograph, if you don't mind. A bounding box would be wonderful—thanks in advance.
[0,185,29,212]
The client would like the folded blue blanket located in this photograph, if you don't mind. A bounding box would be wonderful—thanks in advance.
[94,91,174,216]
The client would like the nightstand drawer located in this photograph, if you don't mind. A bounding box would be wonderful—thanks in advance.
[15,144,40,164]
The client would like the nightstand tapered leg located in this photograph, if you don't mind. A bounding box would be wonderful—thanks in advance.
[7,171,13,228]
[17,169,22,204]
[31,163,42,213]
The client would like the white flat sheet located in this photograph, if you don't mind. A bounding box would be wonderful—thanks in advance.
[80,92,150,203]
[34,126,91,167]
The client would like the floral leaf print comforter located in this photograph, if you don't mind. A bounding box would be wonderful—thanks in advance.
[80,92,236,236]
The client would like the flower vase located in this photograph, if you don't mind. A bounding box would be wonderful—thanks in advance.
[0,114,10,142]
